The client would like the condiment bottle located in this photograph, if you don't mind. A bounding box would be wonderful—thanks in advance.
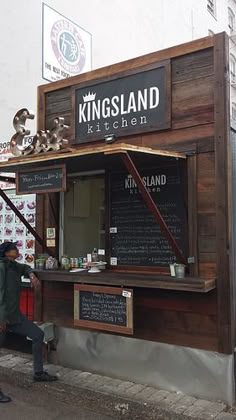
[92,248,98,263]
[61,255,70,270]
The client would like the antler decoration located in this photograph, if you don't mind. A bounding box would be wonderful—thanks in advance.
[10,109,69,157]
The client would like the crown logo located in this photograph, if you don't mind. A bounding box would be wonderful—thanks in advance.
[83,91,96,102]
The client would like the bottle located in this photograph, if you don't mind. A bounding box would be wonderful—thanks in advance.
[61,255,70,270]
[92,247,98,263]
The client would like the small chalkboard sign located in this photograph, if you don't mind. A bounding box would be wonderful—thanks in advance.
[74,284,133,335]
[16,164,66,195]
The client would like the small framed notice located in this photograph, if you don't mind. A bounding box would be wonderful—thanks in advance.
[46,239,56,247]
[16,164,66,195]
[47,227,56,239]
[74,284,133,335]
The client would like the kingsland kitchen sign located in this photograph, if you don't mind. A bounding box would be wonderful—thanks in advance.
[74,61,171,143]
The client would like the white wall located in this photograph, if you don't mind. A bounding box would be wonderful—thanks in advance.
[0,0,234,142]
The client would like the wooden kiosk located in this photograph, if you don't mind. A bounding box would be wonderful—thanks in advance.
[0,32,234,404]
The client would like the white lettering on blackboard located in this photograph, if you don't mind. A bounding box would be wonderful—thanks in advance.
[21,172,62,185]
[124,174,167,189]
[86,115,147,134]
[79,87,159,123]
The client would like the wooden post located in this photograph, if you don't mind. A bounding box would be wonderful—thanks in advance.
[214,33,233,354]
[120,152,186,264]
[44,193,60,257]
[188,155,199,276]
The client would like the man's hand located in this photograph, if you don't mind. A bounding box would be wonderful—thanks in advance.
[0,322,6,332]
[29,273,41,291]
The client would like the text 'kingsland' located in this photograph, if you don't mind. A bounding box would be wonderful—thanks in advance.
[78,87,160,123]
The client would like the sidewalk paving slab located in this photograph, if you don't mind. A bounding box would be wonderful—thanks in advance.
[0,348,234,420]
[172,395,198,414]
[215,414,236,420]
[184,400,226,419]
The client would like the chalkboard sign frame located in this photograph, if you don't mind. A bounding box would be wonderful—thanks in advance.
[74,284,133,335]
[16,164,66,195]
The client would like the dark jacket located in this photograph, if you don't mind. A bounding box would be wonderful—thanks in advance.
[0,258,33,324]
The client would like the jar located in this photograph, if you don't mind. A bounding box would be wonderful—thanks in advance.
[175,264,186,279]
[61,255,70,270]
[35,259,45,270]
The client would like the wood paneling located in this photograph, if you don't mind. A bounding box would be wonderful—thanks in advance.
[42,281,74,326]
[199,262,216,278]
[188,155,198,276]
[197,152,216,278]
[41,281,217,352]
[214,33,233,354]
[45,88,72,143]
[199,253,216,263]
[172,48,214,130]
[172,75,214,129]
[198,237,216,253]
[172,48,213,83]
[35,195,44,256]
[199,214,216,236]
[142,123,214,152]
[45,88,71,113]
[198,191,215,213]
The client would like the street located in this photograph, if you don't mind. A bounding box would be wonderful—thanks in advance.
[0,380,205,420]
[2,377,220,420]
[0,383,112,420]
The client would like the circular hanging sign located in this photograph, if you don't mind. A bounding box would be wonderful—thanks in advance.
[51,19,86,74]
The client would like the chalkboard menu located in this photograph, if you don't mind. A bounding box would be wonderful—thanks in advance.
[16,164,66,195]
[74,285,133,335]
[110,162,187,267]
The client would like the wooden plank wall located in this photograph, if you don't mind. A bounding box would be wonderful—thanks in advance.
[198,153,216,277]
[41,281,217,351]
[38,37,231,353]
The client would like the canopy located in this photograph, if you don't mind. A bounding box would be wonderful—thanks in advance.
[0,143,186,173]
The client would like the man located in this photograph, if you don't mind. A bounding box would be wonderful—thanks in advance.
[0,242,57,403]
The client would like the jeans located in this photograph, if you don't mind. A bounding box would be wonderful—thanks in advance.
[0,315,44,374]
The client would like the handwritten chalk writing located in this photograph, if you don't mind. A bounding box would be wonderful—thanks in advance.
[17,166,66,195]
[110,165,187,267]
[79,291,127,326]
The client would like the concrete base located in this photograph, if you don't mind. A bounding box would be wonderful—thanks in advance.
[50,327,235,405]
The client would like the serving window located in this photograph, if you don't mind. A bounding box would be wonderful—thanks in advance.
[61,173,105,258]
[59,156,188,270]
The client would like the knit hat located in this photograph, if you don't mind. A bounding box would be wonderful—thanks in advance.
[0,242,18,258]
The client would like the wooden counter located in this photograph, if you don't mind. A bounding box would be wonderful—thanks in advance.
[33,269,218,352]
[34,269,216,293]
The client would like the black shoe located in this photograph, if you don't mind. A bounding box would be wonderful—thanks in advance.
[34,371,58,382]
[0,391,11,403]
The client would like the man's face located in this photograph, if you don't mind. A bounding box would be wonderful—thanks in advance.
[5,248,19,260]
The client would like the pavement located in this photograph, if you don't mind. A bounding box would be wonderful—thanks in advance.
[0,349,236,420]
[0,383,112,420]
